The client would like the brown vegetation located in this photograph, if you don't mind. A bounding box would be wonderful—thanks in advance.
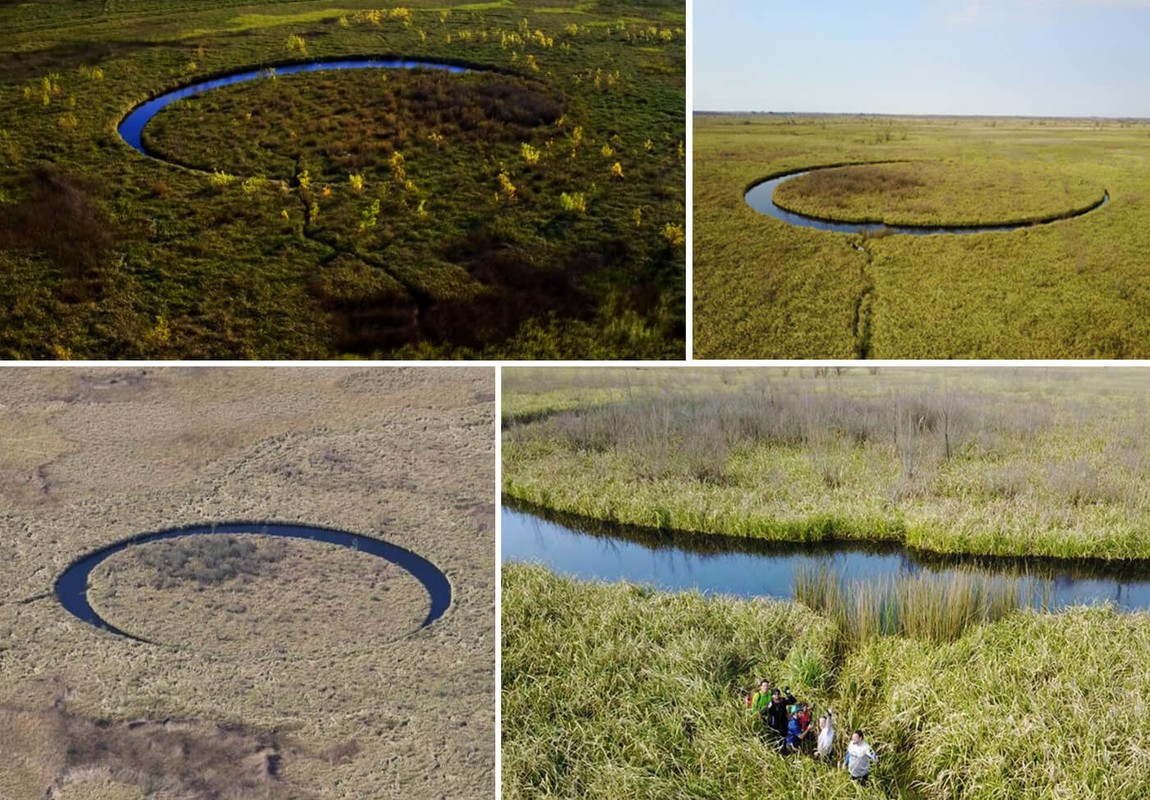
[0,367,495,799]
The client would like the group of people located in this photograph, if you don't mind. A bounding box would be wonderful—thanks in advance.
[746,679,877,785]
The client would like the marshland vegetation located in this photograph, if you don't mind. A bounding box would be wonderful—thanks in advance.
[503,366,1150,560]
[770,160,1104,228]
[0,368,494,799]
[0,0,685,358]
[503,563,1150,799]
[694,114,1150,358]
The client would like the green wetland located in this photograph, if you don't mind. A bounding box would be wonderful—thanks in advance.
[0,0,685,359]
[502,367,1150,797]
[503,563,1150,799]
[693,114,1150,359]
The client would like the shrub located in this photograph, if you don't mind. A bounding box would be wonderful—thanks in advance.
[136,535,287,589]
[558,191,587,213]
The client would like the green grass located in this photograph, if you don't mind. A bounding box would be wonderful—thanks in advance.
[693,113,1150,358]
[501,563,849,799]
[0,0,684,358]
[503,366,1150,560]
[772,160,1104,227]
[503,563,1150,799]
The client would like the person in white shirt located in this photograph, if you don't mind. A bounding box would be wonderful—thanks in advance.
[815,709,835,760]
[843,729,877,784]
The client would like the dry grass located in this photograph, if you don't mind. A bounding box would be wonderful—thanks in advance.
[1,704,307,800]
[503,366,1150,560]
[89,535,432,655]
[0,367,495,799]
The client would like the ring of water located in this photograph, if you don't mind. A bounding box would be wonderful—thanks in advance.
[54,522,452,643]
[118,58,473,160]
[744,164,1109,235]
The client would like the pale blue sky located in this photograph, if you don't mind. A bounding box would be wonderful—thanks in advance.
[694,0,1150,117]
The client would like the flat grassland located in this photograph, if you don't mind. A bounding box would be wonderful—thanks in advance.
[0,0,685,359]
[0,367,494,800]
[694,114,1150,358]
[503,563,1150,799]
[503,366,1150,560]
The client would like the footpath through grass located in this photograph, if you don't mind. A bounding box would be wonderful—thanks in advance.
[504,367,1150,561]
[693,113,1150,359]
[0,0,684,358]
[503,564,1150,799]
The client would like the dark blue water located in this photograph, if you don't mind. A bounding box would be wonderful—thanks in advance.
[503,505,1150,611]
[119,59,469,156]
[55,522,452,642]
[744,168,1109,236]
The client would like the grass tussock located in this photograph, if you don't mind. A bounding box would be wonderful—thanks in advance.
[794,564,1031,647]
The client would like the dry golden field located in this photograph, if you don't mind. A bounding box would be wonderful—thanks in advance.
[0,367,494,799]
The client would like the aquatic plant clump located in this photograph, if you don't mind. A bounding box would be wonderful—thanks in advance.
[0,0,685,359]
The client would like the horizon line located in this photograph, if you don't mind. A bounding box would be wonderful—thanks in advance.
[694,110,1150,121]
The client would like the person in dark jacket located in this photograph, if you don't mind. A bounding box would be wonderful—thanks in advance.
[766,689,790,747]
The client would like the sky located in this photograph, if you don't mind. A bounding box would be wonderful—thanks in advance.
[693,0,1150,117]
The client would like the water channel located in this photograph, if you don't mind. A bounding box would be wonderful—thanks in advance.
[503,504,1150,611]
[744,168,1109,235]
[118,58,470,157]
[55,522,452,642]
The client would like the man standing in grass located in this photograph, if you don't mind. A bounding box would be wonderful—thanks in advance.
[843,730,877,784]
[766,689,791,747]
[816,710,835,760]
[750,680,772,715]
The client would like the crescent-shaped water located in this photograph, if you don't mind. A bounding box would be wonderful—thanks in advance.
[503,504,1150,610]
[745,167,1109,235]
[119,59,469,157]
[55,522,452,643]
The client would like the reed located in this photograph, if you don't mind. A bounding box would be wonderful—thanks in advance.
[505,564,1150,799]
[794,564,1038,646]
[504,367,1150,561]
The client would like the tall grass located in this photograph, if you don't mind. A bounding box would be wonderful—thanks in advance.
[504,368,1150,560]
[793,565,1040,646]
[501,564,853,799]
[526,375,1022,487]
[505,565,1150,799]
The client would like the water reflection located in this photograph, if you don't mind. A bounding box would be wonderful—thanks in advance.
[503,503,1150,610]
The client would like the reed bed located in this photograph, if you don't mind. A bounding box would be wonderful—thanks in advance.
[505,564,1150,799]
[793,565,1043,646]
[504,367,1150,561]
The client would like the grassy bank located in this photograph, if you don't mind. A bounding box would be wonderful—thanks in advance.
[693,113,1150,358]
[0,0,684,358]
[503,564,1150,799]
[503,367,1150,561]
